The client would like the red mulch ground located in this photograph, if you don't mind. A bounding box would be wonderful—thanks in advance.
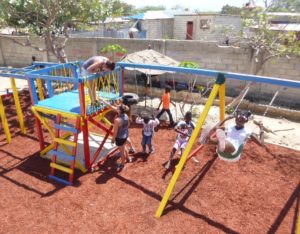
[0,91,299,233]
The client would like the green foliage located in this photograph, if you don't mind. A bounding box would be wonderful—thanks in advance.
[179,61,200,68]
[269,0,300,12]
[221,4,243,15]
[240,7,300,74]
[100,44,127,62]
[0,0,127,62]
[132,5,166,14]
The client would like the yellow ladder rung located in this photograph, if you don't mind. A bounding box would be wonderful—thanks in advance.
[50,163,73,174]
[54,138,76,147]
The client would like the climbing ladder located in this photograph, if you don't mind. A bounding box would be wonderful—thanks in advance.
[48,114,81,185]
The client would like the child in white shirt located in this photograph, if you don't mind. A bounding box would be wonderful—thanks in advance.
[165,111,195,169]
[136,114,160,154]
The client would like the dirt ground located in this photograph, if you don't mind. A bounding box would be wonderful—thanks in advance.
[0,91,299,234]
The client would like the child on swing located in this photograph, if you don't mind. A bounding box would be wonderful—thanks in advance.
[208,110,264,162]
[135,113,160,154]
[165,111,195,169]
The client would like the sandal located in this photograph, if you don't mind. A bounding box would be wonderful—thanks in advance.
[127,156,134,163]
[116,163,124,172]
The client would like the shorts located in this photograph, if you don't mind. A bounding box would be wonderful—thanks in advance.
[81,68,89,77]
[141,134,153,146]
[173,139,188,150]
[115,138,127,146]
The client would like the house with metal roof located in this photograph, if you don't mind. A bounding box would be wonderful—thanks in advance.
[126,10,190,39]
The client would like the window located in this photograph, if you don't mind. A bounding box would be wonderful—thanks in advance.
[200,19,210,30]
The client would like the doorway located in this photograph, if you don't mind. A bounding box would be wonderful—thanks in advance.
[186,21,193,40]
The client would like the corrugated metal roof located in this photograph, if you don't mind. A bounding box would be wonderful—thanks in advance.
[267,12,300,17]
[126,10,190,20]
[252,23,300,31]
[270,23,300,31]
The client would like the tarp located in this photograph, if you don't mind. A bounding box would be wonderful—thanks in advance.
[121,49,179,75]
[125,11,174,20]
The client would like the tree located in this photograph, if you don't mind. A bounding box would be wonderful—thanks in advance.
[226,6,300,109]
[221,4,243,15]
[241,8,300,75]
[100,44,127,62]
[269,0,300,12]
[132,5,166,14]
[111,1,135,16]
[0,0,126,63]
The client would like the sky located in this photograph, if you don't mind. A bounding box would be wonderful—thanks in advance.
[123,0,263,11]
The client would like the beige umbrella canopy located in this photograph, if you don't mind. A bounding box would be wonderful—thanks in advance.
[121,49,179,75]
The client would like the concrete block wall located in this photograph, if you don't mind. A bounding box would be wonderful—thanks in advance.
[141,19,174,39]
[0,35,299,107]
[173,15,197,40]
[0,36,47,66]
[174,14,241,42]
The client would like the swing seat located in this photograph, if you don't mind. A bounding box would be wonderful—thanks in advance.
[216,144,244,162]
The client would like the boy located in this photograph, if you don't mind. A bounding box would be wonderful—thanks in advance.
[165,111,195,169]
[156,85,175,127]
[136,114,160,154]
[209,110,264,162]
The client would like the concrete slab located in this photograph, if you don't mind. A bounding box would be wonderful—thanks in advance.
[43,132,118,171]
[0,76,28,95]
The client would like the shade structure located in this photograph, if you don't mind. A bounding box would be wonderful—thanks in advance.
[121,49,179,75]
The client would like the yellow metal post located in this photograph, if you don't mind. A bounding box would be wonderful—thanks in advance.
[36,79,45,100]
[0,95,11,143]
[10,78,26,134]
[219,83,226,122]
[155,84,221,218]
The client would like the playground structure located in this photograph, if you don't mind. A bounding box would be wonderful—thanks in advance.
[0,59,300,229]
[117,62,300,221]
[0,61,124,185]
[0,66,37,143]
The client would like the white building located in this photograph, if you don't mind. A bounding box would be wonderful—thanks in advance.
[173,13,242,43]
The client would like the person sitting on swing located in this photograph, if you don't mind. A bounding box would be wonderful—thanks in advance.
[209,110,264,162]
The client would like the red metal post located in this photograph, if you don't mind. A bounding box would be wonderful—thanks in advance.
[89,125,113,167]
[121,69,125,96]
[88,116,113,135]
[27,77,45,150]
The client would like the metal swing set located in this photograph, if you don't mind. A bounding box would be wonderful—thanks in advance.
[117,61,300,219]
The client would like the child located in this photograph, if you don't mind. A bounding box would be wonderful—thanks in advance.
[209,110,264,162]
[156,85,175,127]
[136,114,160,154]
[165,111,195,169]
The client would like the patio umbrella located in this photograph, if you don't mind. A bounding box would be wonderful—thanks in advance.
[121,49,179,75]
